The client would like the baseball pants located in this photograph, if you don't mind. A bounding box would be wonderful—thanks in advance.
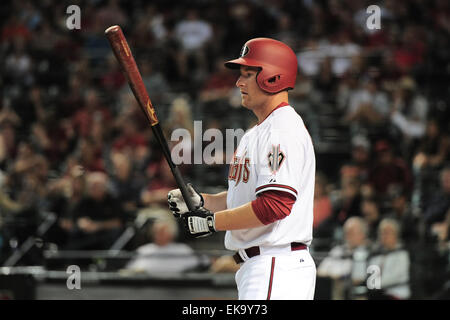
[235,248,316,300]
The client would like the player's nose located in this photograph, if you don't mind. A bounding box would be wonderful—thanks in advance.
[236,76,245,88]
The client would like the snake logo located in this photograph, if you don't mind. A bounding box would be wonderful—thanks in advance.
[240,44,249,57]
[268,144,285,174]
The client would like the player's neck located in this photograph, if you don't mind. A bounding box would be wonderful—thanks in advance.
[254,91,289,125]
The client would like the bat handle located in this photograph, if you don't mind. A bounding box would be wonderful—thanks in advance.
[172,166,197,212]
[152,124,197,212]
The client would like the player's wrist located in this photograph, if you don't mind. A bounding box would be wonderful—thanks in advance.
[210,210,226,231]
[201,191,228,212]
[209,203,263,231]
[184,207,216,238]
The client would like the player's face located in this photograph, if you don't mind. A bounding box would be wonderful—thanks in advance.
[236,66,266,110]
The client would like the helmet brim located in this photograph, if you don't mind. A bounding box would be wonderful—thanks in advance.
[224,57,263,69]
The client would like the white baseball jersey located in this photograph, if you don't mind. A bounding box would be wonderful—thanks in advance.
[225,103,316,251]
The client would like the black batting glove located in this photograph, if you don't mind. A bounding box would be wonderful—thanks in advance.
[183,207,216,238]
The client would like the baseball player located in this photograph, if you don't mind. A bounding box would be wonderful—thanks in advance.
[168,38,316,300]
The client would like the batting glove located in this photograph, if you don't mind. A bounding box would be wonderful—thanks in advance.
[183,207,216,238]
[168,183,204,218]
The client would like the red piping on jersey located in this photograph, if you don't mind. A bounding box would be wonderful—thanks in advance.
[251,190,296,225]
[267,257,276,300]
[255,184,298,196]
[257,102,290,125]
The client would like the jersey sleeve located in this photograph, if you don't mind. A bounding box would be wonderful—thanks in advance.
[254,127,303,199]
[251,190,296,225]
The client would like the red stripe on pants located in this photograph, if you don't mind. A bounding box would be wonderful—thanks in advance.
[267,257,276,300]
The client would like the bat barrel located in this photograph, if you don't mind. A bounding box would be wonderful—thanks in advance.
[105,25,159,126]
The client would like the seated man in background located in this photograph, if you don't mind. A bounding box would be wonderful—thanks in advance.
[385,185,420,247]
[367,218,411,300]
[368,140,413,200]
[317,217,372,299]
[66,171,124,250]
[423,166,450,239]
[125,213,206,274]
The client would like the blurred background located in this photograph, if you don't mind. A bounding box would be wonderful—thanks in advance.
[0,0,449,300]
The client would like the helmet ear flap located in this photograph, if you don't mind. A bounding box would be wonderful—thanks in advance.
[258,72,284,93]
[266,75,281,84]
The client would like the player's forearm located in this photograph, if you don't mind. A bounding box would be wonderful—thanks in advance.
[201,191,228,212]
[214,202,264,231]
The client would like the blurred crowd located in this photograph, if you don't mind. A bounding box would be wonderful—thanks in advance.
[0,0,449,299]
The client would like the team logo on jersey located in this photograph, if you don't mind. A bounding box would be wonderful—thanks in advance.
[268,144,285,174]
[228,155,250,186]
[240,44,249,57]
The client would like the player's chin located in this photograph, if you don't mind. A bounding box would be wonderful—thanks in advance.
[241,101,251,110]
[241,96,250,108]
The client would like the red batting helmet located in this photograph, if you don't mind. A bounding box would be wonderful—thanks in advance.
[225,38,298,94]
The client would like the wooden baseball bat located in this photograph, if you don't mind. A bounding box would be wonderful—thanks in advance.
[105,25,196,212]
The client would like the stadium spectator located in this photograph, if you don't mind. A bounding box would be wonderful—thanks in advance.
[313,172,333,231]
[422,166,450,237]
[0,118,19,167]
[95,0,128,32]
[368,139,413,198]
[210,254,240,273]
[332,175,363,226]
[100,53,126,94]
[112,116,148,157]
[389,76,429,146]
[174,8,212,81]
[66,171,124,250]
[432,209,450,254]
[317,217,371,299]
[139,58,171,106]
[297,36,327,78]
[413,118,450,171]
[46,162,86,248]
[198,57,236,104]
[360,196,382,241]
[392,25,426,74]
[367,218,411,300]
[344,78,390,134]
[385,185,420,245]
[165,96,194,139]
[340,135,372,184]
[5,37,33,87]
[1,13,31,45]
[141,158,177,208]
[109,151,145,216]
[72,89,112,139]
[125,213,204,274]
[314,57,339,104]
[325,29,361,77]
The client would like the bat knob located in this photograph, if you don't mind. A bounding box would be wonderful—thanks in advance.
[105,25,121,34]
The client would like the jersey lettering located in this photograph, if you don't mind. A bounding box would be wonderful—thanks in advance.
[243,158,250,183]
[228,155,251,186]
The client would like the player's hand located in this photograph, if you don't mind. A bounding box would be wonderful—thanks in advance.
[183,207,216,238]
[168,183,204,218]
